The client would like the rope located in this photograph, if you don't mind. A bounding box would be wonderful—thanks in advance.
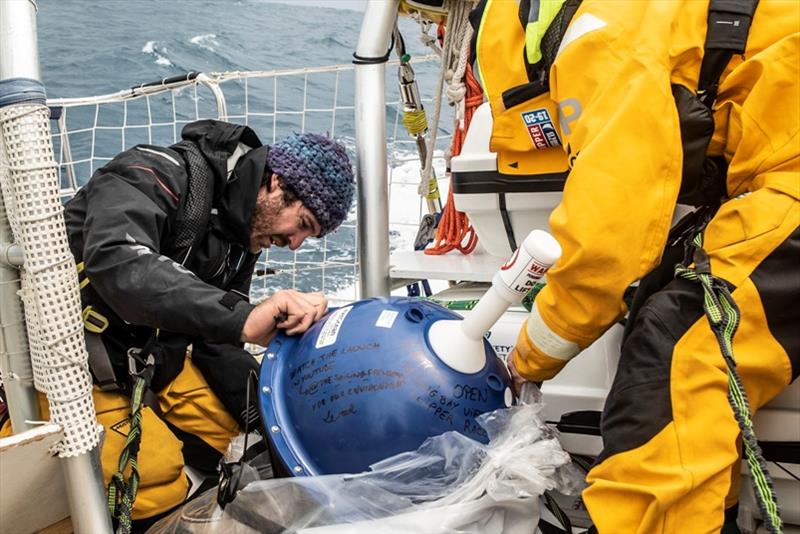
[402,109,428,137]
[107,350,154,534]
[425,60,482,256]
[445,5,474,131]
[675,233,783,534]
[412,12,443,57]
[107,372,147,534]
[422,0,483,255]
[418,22,450,200]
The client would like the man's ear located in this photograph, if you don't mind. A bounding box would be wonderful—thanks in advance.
[268,172,280,192]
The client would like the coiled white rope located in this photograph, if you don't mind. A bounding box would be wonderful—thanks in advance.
[444,1,475,132]
[416,0,476,197]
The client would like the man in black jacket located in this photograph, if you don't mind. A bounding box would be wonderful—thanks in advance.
[62,120,354,522]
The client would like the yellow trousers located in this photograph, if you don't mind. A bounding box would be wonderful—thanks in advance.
[585,187,799,533]
[1,356,240,520]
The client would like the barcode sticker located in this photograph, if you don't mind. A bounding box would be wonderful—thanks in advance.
[316,306,352,348]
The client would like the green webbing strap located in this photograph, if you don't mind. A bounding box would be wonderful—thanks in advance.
[426,296,481,311]
[675,233,782,534]
[424,281,547,312]
[107,350,154,534]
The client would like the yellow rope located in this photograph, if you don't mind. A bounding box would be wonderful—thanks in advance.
[402,110,428,136]
[426,177,441,201]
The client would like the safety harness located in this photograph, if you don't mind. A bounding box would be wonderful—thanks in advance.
[78,140,215,533]
[470,0,762,254]
[672,0,759,206]
[79,140,215,391]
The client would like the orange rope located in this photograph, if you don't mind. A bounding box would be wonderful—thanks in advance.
[425,61,484,256]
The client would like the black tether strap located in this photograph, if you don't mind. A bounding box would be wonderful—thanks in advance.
[498,193,518,252]
[352,34,395,65]
[352,52,391,65]
[698,0,758,106]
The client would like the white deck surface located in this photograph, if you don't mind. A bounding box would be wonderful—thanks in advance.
[390,251,507,282]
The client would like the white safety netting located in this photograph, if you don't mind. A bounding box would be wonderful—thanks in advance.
[48,59,452,304]
[0,104,98,457]
[0,59,452,455]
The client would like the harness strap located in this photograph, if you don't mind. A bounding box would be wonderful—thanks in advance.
[85,332,119,392]
[675,233,782,534]
[698,0,759,107]
[82,306,109,333]
[498,193,518,252]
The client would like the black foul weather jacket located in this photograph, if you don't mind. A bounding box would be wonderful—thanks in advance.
[65,120,269,424]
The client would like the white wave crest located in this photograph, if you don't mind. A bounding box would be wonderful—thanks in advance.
[142,41,173,67]
[189,33,219,52]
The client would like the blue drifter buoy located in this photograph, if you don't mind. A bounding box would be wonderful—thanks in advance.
[258,296,513,476]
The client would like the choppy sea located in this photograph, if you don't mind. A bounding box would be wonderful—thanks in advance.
[40,0,369,97]
[37,0,449,298]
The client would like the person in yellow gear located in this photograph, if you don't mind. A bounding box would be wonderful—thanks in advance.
[471,0,800,531]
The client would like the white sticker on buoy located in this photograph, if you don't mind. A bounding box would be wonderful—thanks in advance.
[375,310,398,328]
[315,306,352,348]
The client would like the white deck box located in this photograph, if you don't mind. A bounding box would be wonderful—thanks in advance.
[451,102,566,258]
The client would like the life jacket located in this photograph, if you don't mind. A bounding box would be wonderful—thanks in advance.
[470,0,758,207]
[471,0,575,188]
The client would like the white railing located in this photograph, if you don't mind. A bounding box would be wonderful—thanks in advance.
[47,58,451,304]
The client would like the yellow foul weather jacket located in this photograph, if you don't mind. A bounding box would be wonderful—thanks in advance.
[508,0,800,380]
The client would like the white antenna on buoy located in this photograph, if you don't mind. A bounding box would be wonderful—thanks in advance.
[429,230,562,373]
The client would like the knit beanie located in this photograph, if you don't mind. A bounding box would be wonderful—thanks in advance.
[267,133,355,236]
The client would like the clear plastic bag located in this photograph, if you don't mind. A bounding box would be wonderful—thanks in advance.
[149,387,582,534]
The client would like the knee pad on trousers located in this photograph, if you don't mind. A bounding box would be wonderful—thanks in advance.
[94,390,189,520]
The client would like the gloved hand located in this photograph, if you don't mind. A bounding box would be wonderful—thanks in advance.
[509,318,575,387]
[506,348,528,395]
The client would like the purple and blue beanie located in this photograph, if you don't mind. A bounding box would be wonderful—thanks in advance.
[267,132,355,236]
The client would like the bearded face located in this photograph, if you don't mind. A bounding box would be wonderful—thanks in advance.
[248,173,321,253]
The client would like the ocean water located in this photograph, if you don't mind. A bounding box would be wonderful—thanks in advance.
[36,0,450,298]
[39,1,363,97]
